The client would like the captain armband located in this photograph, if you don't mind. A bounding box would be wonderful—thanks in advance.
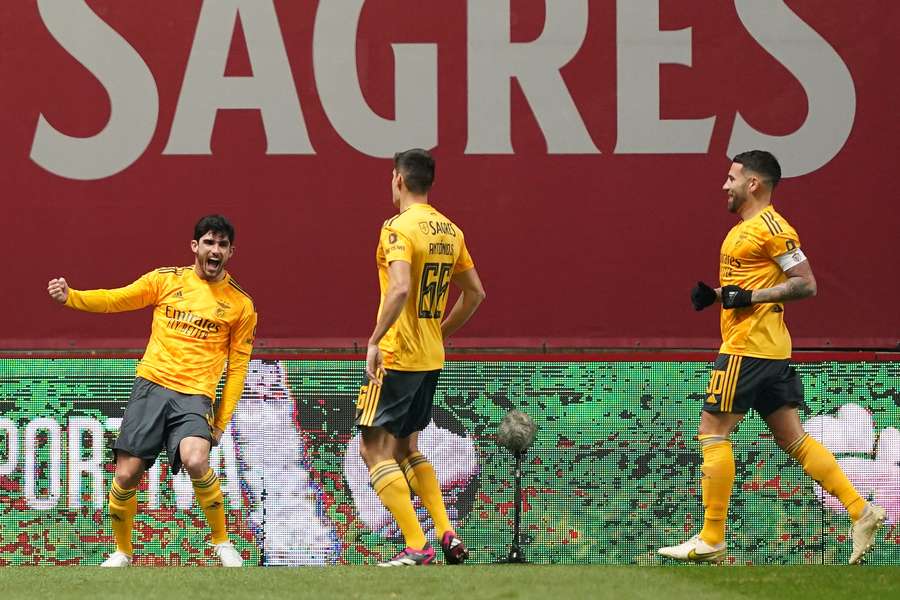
[774,248,807,271]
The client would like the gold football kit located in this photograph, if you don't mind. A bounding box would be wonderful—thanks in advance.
[706,206,806,416]
[357,202,475,437]
[65,266,256,429]
[375,202,475,372]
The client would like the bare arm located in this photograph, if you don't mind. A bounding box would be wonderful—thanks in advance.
[366,260,411,381]
[716,260,817,305]
[441,268,486,339]
[751,259,817,303]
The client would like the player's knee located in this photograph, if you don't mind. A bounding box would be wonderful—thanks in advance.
[359,428,392,467]
[181,452,210,478]
[114,468,142,489]
[113,454,144,488]
[358,439,373,466]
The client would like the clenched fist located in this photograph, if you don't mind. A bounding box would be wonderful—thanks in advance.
[48,277,69,304]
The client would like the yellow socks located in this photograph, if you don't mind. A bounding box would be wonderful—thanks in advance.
[400,452,454,538]
[108,480,137,555]
[788,433,866,521]
[698,435,735,546]
[370,460,427,550]
[191,468,228,545]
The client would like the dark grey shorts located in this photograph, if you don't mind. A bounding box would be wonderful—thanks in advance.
[113,377,214,474]
[354,369,441,438]
[702,354,805,418]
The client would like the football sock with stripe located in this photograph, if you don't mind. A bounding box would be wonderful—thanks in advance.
[108,480,137,556]
[370,460,428,550]
[192,468,228,545]
[400,452,454,538]
[698,435,735,546]
[787,433,866,521]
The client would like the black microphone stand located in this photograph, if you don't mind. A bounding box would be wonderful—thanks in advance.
[258,481,267,566]
[499,449,526,563]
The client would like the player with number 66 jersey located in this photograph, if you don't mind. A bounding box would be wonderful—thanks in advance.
[374,199,475,371]
[356,148,485,568]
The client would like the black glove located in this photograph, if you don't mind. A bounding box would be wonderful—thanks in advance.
[691,281,717,311]
[721,285,752,309]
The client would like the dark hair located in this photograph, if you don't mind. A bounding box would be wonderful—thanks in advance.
[732,150,782,188]
[394,148,435,195]
[193,214,235,244]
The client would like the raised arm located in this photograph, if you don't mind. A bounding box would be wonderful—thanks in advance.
[48,273,158,313]
[441,267,486,339]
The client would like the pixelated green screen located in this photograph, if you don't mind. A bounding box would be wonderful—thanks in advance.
[0,358,897,566]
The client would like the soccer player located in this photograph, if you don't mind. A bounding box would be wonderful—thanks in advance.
[356,148,486,567]
[47,215,257,567]
[658,151,886,564]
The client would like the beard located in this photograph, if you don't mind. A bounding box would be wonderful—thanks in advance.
[727,193,746,214]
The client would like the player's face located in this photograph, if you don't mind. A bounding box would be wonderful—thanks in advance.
[191,231,233,281]
[391,168,401,208]
[723,163,749,213]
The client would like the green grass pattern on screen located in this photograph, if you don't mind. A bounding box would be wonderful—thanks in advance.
[1,358,898,565]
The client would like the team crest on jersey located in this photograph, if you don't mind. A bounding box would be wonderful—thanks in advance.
[418,222,430,234]
[215,300,230,318]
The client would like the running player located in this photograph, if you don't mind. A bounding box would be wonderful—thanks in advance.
[47,215,257,567]
[658,151,885,564]
[356,148,486,567]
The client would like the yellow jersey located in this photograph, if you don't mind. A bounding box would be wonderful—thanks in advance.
[376,203,475,371]
[719,205,802,360]
[65,267,257,429]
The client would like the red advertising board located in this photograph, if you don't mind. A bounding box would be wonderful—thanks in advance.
[2,1,898,349]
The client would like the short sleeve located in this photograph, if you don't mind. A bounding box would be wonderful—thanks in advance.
[453,238,475,274]
[762,228,801,259]
[380,227,413,263]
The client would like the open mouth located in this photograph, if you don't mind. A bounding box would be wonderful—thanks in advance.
[207,258,221,270]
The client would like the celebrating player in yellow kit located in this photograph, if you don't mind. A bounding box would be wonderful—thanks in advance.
[658,151,886,564]
[357,149,485,567]
[47,215,257,567]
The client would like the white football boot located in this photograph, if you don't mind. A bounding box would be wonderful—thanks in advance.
[213,541,244,567]
[658,534,727,563]
[100,551,132,567]
[849,503,887,564]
